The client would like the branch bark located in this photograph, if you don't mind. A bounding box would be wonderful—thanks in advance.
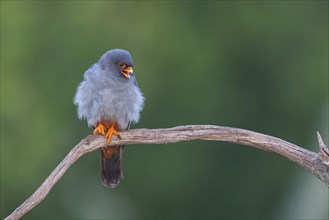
[5,125,329,220]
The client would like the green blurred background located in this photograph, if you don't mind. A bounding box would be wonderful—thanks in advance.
[1,1,328,219]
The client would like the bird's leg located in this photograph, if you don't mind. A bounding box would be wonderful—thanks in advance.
[105,123,121,143]
[93,122,106,135]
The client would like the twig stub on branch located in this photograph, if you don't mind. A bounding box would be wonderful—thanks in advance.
[317,131,329,166]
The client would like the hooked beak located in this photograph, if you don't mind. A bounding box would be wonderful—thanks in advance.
[121,66,133,79]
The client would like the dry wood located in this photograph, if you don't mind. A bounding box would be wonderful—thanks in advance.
[4,125,329,220]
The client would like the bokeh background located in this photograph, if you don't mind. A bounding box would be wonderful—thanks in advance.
[1,1,328,219]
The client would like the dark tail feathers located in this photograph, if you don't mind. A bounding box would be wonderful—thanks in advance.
[100,146,124,188]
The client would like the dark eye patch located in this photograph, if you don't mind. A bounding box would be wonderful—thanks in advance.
[118,63,126,68]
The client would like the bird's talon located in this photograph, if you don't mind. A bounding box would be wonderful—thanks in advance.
[93,123,106,135]
[105,124,121,143]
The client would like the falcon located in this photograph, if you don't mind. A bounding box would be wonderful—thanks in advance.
[74,49,144,187]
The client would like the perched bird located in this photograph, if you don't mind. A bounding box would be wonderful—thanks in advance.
[74,49,144,188]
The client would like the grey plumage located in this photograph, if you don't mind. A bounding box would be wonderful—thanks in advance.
[74,49,144,130]
[74,49,144,187]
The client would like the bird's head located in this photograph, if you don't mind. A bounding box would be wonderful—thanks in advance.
[99,49,134,80]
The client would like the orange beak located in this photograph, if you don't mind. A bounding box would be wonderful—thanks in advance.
[121,66,134,79]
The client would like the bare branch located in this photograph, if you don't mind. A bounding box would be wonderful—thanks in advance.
[5,125,329,220]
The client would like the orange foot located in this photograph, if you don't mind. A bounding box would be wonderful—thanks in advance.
[105,124,121,143]
[93,122,106,135]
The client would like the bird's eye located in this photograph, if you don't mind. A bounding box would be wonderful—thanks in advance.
[118,63,126,68]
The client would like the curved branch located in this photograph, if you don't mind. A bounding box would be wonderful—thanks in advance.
[5,125,329,220]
